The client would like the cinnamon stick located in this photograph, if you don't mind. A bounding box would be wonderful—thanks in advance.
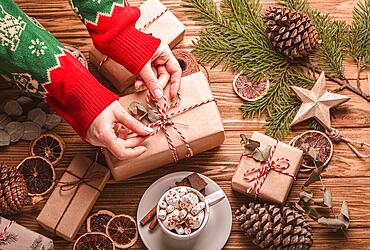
[149,215,158,230]
[140,206,156,226]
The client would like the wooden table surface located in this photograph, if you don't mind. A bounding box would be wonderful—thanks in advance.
[2,0,370,249]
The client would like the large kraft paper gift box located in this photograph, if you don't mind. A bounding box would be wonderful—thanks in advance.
[37,155,110,241]
[0,217,54,249]
[90,0,186,92]
[104,71,225,181]
[232,132,303,204]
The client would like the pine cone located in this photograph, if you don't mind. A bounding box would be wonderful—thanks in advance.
[0,162,29,215]
[235,202,313,249]
[265,7,319,60]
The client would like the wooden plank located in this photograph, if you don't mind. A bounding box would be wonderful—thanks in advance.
[1,0,369,249]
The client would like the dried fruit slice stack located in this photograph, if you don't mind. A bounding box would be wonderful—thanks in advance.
[84,210,138,249]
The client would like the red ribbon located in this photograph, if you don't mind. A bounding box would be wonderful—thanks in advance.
[243,142,295,195]
[145,93,216,162]
[0,220,15,241]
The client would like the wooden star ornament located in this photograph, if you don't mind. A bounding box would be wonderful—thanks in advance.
[290,71,350,130]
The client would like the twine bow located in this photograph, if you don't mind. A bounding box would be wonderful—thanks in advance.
[145,93,216,162]
[0,220,15,241]
[57,152,104,191]
[243,142,295,195]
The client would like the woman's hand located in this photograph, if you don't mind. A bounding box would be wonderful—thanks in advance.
[135,43,182,100]
[86,100,154,160]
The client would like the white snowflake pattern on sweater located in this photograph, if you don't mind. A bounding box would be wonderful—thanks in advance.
[0,5,27,52]
[28,38,47,56]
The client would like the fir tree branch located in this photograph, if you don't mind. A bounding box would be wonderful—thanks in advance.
[347,0,370,66]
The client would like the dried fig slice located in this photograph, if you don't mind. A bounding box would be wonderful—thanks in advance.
[290,130,333,171]
[29,132,65,165]
[233,73,270,101]
[73,232,115,250]
[87,210,115,233]
[16,156,56,196]
[106,215,138,249]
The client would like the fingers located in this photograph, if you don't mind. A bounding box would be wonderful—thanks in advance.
[114,108,154,136]
[139,63,163,99]
[157,66,170,89]
[104,131,146,160]
[166,53,182,99]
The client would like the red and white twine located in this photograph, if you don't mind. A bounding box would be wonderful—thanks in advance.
[145,93,216,162]
[0,220,15,241]
[243,142,295,195]
[138,8,168,32]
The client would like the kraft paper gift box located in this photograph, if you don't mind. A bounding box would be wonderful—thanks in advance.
[37,155,110,241]
[0,217,54,250]
[103,71,225,181]
[90,0,186,92]
[232,132,303,204]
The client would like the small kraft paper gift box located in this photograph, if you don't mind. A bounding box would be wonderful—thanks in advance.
[37,154,110,241]
[90,0,186,92]
[0,217,54,249]
[103,71,225,181]
[232,132,303,204]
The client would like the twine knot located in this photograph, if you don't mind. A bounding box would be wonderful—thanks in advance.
[326,128,342,143]
[243,142,295,195]
[145,92,216,162]
[0,220,15,241]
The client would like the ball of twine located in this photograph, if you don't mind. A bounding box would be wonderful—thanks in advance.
[172,49,200,77]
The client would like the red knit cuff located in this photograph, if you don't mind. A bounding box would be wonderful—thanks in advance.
[101,25,161,75]
[47,70,118,140]
[66,73,118,140]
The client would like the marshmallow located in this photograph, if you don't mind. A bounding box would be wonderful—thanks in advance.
[179,209,188,221]
[166,205,175,214]
[185,210,205,230]
[163,216,177,230]
[159,200,168,209]
[175,225,185,235]
[184,214,196,228]
[165,190,180,207]
[177,187,188,197]
[192,210,205,229]
[158,209,167,221]
[191,202,206,216]
[184,227,192,235]
[179,193,199,211]
[168,209,181,222]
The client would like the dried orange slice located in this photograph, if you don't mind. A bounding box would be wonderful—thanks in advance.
[16,156,55,196]
[87,210,116,233]
[106,215,138,249]
[233,73,270,101]
[29,132,65,165]
[290,130,333,171]
[73,232,115,250]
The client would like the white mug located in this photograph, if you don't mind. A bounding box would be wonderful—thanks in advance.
[157,186,225,240]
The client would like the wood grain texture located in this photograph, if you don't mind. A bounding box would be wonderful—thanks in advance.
[1,0,370,249]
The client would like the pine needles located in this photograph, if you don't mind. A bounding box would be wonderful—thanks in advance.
[183,0,313,138]
[184,0,370,138]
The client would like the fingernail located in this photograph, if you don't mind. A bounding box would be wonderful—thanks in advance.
[144,127,155,134]
[154,88,163,99]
